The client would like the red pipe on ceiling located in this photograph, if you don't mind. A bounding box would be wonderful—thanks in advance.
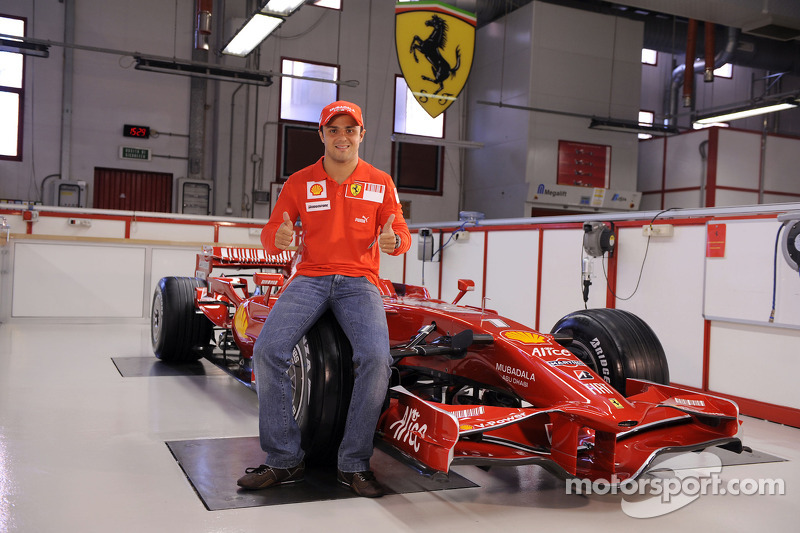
[195,0,213,50]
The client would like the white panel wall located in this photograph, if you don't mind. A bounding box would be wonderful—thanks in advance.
[12,242,145,318]
[130,221,215,243]
[664,189,702,209]
[485,230,539,328]
[705,219,800,327]
[714,189,759,207]
[440,231,486,308]
[379,247,405,286]
[637,139,664,192]
[538,228,606,331]
[764,136,800,194]
[403,232,442,299]
[616,225,707,388]
[218,226,262,247]
[29,216,127,239]
[709,321,800,409]
[666,130,708,192]
[716,130,762,189]
[150,247,204,301]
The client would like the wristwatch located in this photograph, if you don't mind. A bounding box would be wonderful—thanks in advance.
[394,234,401,250]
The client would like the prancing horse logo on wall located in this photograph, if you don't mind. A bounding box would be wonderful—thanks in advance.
[395,1,476,118]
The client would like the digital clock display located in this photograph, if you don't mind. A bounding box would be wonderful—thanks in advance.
[123,124,150,139]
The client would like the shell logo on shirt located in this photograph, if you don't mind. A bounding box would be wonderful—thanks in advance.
[307,180,327,199]
[346,182,385,203]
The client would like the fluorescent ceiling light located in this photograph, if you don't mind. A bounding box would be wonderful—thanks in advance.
[694,100,798,124]
[261,0,305,16]
[222,14,283,57]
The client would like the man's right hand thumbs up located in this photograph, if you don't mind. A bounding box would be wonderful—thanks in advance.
[275,211,297,251]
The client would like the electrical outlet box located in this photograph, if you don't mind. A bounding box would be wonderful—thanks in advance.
[454,230,470,243]
[67,218,92,227]
[642,224,674,237]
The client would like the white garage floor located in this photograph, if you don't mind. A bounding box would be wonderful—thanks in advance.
[0,322,797,532]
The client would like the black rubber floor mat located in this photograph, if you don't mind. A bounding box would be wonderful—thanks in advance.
[166,436,479,510]
[112,356,227,378]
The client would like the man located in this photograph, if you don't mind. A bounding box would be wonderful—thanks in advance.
[237,101,410,498]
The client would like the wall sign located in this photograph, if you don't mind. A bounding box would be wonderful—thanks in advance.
[395,1,476,118]
[707,223,726,258]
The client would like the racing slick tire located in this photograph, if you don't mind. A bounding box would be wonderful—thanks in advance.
[550,308,669,395]
[151,277,213,363]
[291,311,354,466]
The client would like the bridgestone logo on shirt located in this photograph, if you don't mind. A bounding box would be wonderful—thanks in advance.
[306,200,331,212]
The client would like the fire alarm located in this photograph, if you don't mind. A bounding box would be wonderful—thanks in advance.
[22,209,39,222]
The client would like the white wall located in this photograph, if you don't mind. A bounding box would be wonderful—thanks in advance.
[464,2,644,219]
[637,126,800,208]
[2,203,799,424]
[0,0,463,224]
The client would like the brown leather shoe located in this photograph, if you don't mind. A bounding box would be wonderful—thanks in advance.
[237,461,305,490]
[337,470,385,498]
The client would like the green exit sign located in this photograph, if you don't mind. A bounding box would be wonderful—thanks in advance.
[119,146,151,161]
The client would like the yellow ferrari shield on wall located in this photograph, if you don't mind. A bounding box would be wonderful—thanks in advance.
[395,1,476,118]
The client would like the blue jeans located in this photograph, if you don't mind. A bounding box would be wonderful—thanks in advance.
[252,274,391,472]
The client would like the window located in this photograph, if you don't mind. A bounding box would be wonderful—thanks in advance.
[0,15,25,160]
[714,63,733,79]
[638,110,654,140]
[279,58,338,123]
[391,76,443,194]
[278,58,337,179]
[312,0,340,8]
[279,124,323,179]
[641,48,657,66]
[393,142,442,193]
[393,76,443,137]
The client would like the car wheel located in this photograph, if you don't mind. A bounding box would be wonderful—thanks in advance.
[291,311,353,465]
[550,308,669,395]
[151,277,213,363]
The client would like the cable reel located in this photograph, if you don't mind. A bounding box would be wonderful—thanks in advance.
[777,211,800,272]
[782,220,800,272]
[583,221,615,258]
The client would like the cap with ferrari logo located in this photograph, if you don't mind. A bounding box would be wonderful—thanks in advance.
[319,100,364,129]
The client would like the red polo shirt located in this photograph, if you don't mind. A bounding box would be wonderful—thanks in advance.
[261,157,410,287]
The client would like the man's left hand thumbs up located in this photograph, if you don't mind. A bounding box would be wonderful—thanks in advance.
[378,214,398,254]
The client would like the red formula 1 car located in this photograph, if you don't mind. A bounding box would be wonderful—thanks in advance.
[151,246,742,482]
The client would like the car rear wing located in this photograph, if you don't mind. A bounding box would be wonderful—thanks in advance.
[195,245,295,280]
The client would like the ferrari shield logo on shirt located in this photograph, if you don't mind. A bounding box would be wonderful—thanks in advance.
[307,180,327,199]
[395,1,476,118]
[346,182,385,203]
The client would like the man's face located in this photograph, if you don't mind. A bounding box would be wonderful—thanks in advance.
[319,114,365,165]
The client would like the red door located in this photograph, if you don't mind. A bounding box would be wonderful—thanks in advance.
[93,167,173,213]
